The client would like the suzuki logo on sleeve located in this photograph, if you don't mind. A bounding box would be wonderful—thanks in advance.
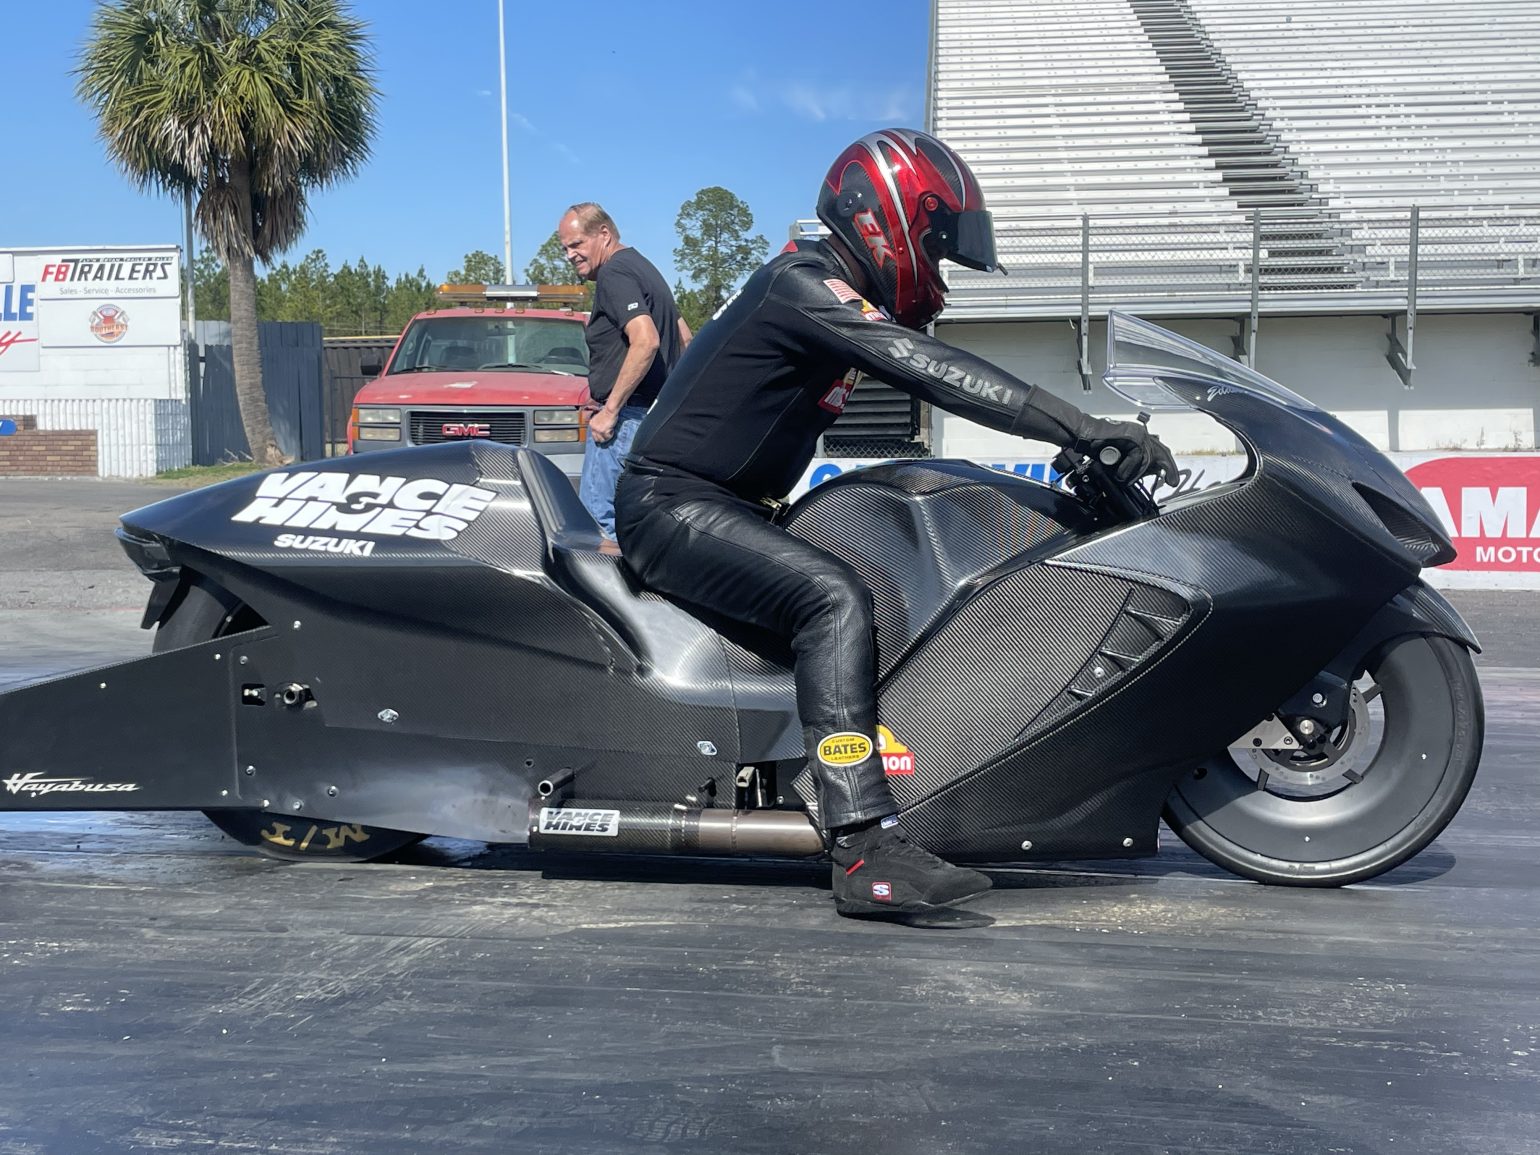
[884,337,1019,407]
[441,423,492,438]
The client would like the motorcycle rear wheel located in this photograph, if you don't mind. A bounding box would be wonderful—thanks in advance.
[1163,632,1482,886]
[152,578,427,863]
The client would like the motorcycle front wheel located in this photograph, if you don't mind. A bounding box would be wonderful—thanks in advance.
[153,578,427,863]
[1163,632,1483,886]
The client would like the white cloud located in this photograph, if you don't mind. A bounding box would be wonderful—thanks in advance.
[553,142,580,165]
[510,111,538,134]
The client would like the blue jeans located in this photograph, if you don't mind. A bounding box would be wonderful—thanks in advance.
[578,405,648,538]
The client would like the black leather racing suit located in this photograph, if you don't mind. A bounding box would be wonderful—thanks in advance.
[615,240,1091,830]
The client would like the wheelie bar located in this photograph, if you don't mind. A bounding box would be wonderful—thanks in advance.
[529,799,825,857]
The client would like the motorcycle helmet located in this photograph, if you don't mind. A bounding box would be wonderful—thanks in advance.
[816,128,999,328]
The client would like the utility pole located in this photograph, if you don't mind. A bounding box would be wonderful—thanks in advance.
[498,0,512,284]
[183,192,196,335]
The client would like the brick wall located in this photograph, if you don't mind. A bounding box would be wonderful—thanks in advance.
[0,415,98,476]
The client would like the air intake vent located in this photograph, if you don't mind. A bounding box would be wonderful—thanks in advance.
[1353,483,1453,566]
[1025,583,1192,736]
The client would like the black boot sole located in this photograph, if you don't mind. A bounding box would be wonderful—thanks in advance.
[834,882,993,922]
[834,895,995,929]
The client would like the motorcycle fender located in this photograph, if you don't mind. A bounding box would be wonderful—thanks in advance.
[1330,580,1480,679]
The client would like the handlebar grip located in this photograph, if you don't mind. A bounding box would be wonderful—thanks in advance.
[1097,445,1122,468]
[1085,454,1154,521]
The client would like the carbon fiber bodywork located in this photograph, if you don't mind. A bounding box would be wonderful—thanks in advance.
[0,332,1481,867]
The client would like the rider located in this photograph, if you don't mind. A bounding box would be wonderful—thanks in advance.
[615,129,1177,921]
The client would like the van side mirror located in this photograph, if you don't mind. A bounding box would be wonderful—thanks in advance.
[361,362,382,377]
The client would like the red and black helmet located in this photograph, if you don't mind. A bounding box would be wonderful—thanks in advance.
[816,128,999,329]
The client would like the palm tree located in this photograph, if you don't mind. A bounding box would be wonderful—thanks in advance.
[77,0,377,466]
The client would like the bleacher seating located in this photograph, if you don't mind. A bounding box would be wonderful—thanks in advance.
[930,0,1540,316]
[1189,0,1540,210]
[936,2,1244,215]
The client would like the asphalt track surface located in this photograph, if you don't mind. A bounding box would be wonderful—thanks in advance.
[1,479,1537,1155]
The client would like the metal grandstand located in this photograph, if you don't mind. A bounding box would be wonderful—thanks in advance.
[927,0,1540,383]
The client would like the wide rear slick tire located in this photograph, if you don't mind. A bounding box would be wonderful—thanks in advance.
[153,578,427,863]
[1163,633,1482,887]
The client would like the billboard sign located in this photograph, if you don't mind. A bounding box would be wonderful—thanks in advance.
[35,251,179,301]
[0,246,180,375]
[1406,456,1540,575]
[0,277,39,373]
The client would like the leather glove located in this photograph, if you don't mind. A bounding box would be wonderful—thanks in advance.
[1075,418,1179,487]
[1005,385,1179,488]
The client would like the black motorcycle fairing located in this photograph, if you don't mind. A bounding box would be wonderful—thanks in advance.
[115,444,794,806]
[782,460,1100,677]
[844,447,1432,860]
[1327,580,1481,678]
[1122,364,1454,575]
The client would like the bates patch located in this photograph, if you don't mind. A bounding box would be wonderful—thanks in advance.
[817,732,873,767]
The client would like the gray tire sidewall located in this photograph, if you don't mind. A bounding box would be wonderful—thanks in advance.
[1163,634,1483,886]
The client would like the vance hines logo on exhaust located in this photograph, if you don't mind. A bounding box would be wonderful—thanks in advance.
[231,471,496,542]
[536,808,620,837]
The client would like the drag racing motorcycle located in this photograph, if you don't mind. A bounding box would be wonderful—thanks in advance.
[0,313,1483,887]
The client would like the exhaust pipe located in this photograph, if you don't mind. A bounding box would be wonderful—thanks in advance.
[529,799,823,858]
[537,768,575,798]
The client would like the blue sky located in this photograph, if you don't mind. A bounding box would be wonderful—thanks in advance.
[4,0,932,288]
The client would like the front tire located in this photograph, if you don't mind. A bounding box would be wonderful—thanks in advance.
[1163,633,1483,886]
[153,578,426,863]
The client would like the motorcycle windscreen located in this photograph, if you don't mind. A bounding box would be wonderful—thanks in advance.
[1104,310,1320,413]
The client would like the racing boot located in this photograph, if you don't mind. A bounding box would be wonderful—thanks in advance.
[830,815,992,918]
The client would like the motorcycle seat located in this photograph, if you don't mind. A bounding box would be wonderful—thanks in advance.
[514,450,799,726]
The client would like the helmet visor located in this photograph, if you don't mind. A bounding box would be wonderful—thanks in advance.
[925,207,999,273]
[949,209,999,271]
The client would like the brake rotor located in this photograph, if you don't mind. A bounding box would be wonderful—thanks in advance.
[1229,682,1381,800]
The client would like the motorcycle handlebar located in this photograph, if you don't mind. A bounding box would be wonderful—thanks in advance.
[1053,447,1159,522]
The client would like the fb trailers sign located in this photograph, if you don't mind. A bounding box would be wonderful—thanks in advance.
[1408,457,1540,573]
[2,247,182,372]
[36,253,179,300]
[232,471,496,542]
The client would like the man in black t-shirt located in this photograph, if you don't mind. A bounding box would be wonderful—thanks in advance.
[557,203,690,537]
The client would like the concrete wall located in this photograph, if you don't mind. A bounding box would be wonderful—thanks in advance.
[935,312,1540,456]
